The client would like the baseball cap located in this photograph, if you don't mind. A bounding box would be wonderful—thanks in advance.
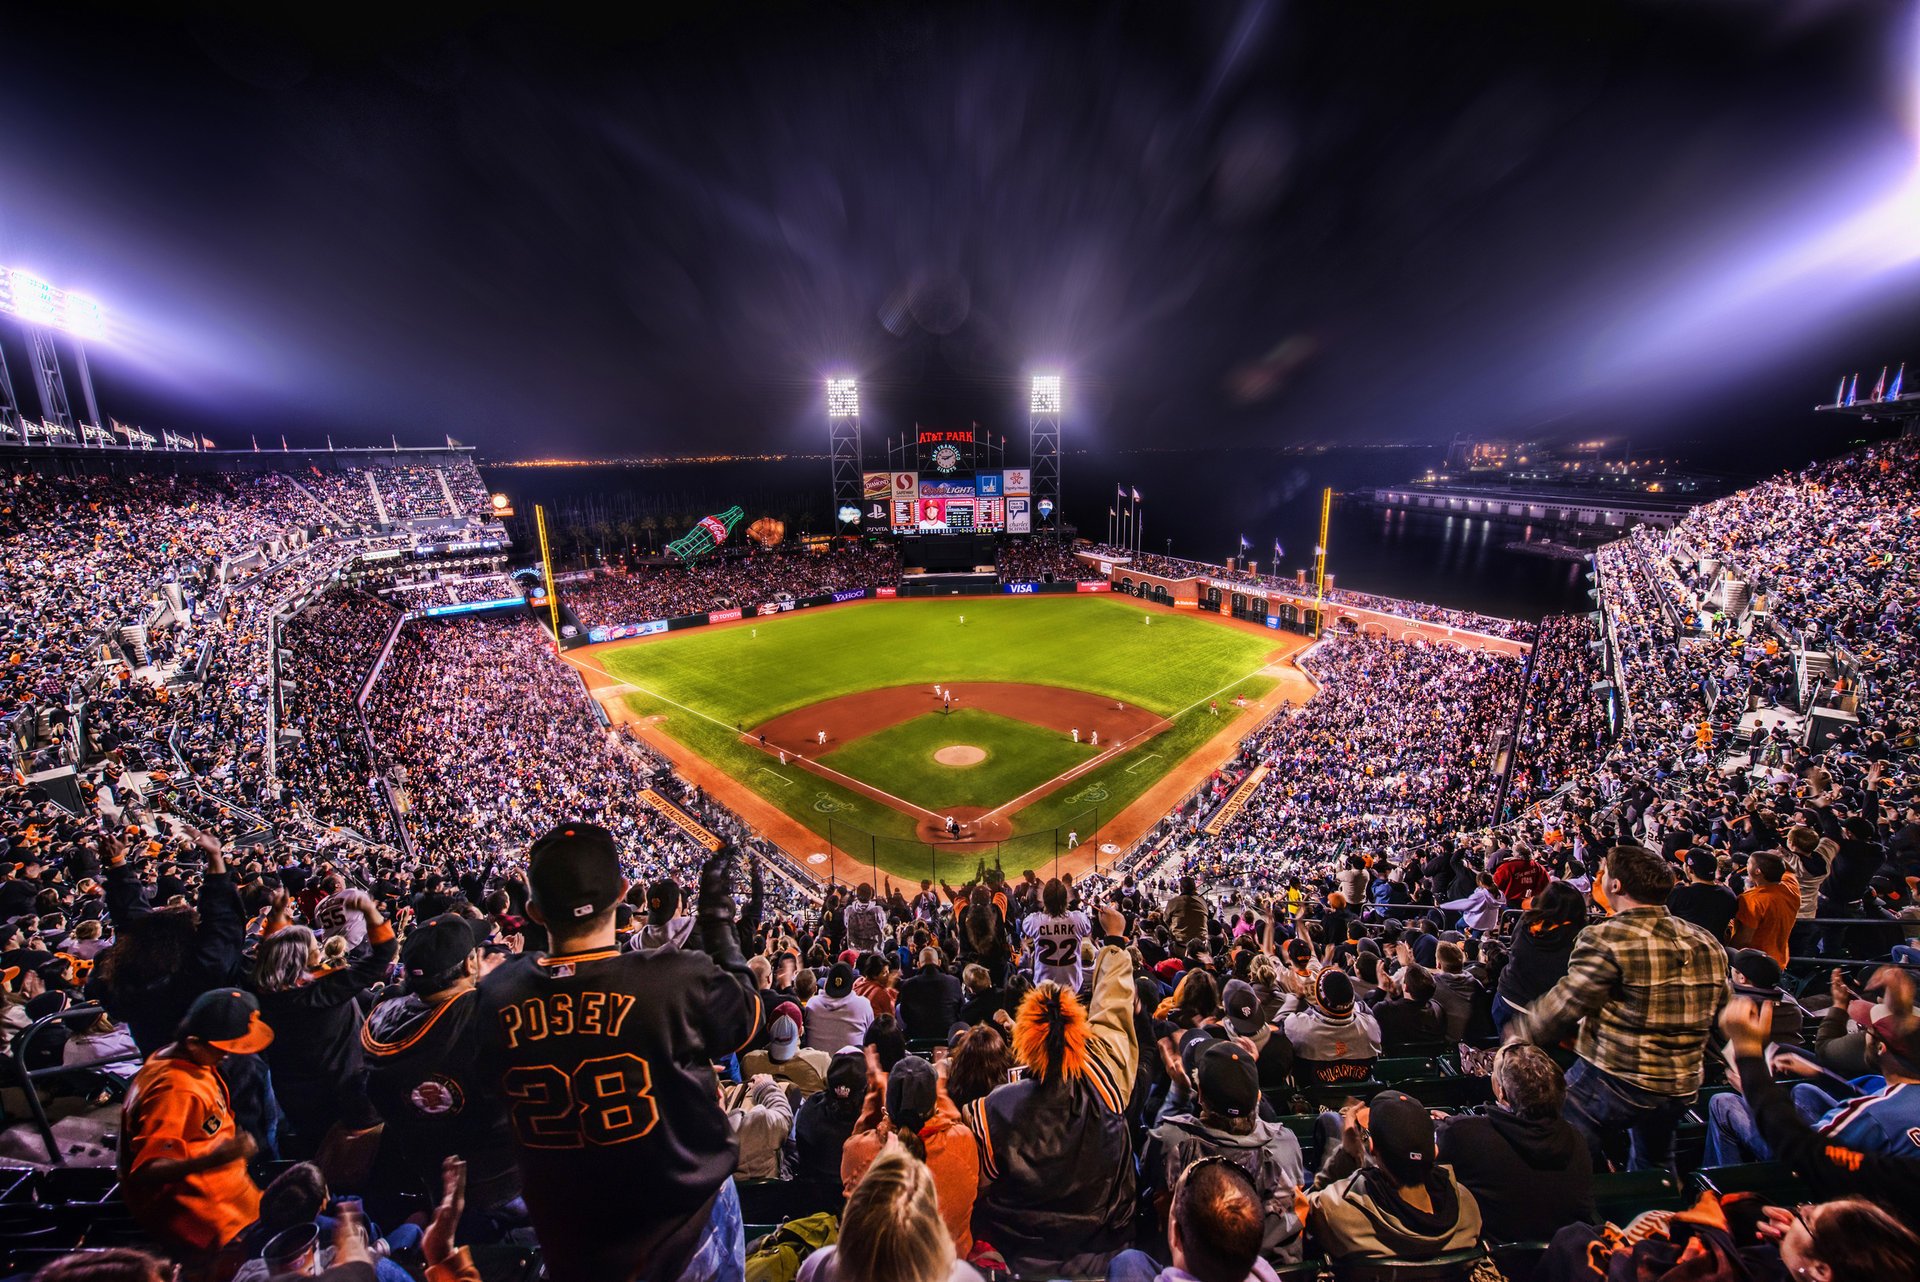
[180,987,274,1055]
[825,1051,865,1101]
[645,878,680,922]
[1728,948,1783,1000]
[1154,957,1186,981]
[886,1054,938,1131]
[825,961,855,999]
[767,1010,802,1063]
[1196,1040,1259,1119]
[1847,998,1920,1072]
[527,823,625,922]
[1221,979,1265,1038]
[401,915,478,990]
[1366,1089,1436,1185]
[1313,969,1355,1018]
[1685,849,1718,880]
[1178,1025,1227,1078]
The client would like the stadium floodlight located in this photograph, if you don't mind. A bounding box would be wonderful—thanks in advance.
[1031,374,1062,414]
[0,267,109,340]
[826,377,859,419]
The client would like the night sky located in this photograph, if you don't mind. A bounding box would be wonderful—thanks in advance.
[1,1,1917,463]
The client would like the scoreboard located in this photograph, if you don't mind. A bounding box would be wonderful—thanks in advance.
[862,429,1032,535]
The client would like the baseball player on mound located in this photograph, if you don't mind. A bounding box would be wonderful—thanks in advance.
[477,822,760,1282]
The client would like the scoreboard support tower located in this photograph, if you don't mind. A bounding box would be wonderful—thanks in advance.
[1030,374,1061,530]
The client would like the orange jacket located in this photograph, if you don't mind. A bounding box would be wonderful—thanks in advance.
[840,1070,978,1256]
[118,1050,261,1251]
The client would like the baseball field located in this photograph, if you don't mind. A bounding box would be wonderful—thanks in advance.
[571,595,1303,880]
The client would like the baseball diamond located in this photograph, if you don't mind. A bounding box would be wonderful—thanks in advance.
[568,594,1307,880]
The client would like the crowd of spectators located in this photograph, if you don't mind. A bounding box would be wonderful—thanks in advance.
[566,543,901,628]
[4,438,1920,1282]
[1501,614,1608,817]
[994,538,1104,583]
[274,588,399,841]
[1088,545,1535,639]
[1179,633,1525,894]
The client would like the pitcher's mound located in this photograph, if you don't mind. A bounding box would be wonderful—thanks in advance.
[934,745,987,767]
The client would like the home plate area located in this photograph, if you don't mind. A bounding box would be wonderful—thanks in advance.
[744,682,1168,844]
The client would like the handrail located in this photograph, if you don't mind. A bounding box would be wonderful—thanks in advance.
[12,1004,143,1165]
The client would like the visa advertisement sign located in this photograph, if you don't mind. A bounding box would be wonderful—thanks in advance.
[1003,581,1038,595]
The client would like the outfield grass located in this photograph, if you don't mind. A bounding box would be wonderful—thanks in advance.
[600,596,1279,873]
[820,708,1098,812]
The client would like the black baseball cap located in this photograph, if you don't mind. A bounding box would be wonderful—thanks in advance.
[1728,948,1783,1000]
[646,878,680,922]
[825,961,855,999]
[401,914,478,991]
[1367,1089,1435,1184]
[1685,849,1718,880]
[886,1054,938,1131]
[180,987,275,1055]
[825,1051,865,1100]
[1196,1041,1259,1119]
[1314,969,1355,1018]
[1222,979,1265,1038]
[527,823,625,922]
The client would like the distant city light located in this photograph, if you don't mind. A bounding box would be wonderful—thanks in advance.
[1030,374,1062,414]
[826,377,859,418]
[0,267,108,340]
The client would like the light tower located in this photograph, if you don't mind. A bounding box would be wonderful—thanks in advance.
[0,268,106,435]
[1029,374,1061,530]
[826,377,863,531]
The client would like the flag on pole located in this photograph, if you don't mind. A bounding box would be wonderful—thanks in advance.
[1239,534,1250,549]
[1274,538,1284,562]
[326,435,334,451]
[1132,487,1142,503]
[251,435,259,452]
[446,434,457,448]
[1846,373,1858,405]
[1871,366,1887,400]
[200,436,216,450]
[280,434,289,451]
[1836,376,1848,405]
[1891,363,1905,400]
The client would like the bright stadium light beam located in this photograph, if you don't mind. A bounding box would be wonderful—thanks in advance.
[1030,373,1062,414]
[825,377,859,419]
[0,267,110,341]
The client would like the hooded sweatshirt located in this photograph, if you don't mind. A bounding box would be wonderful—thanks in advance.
[1435,1107,1593,1242]
[1143,1112,1307,1264]
[840,1070,978,1255]
[361,987,522,1211]
[1308,1164,1482,1263]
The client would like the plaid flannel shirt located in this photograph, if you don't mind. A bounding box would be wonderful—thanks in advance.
[1522,906,1730,1097]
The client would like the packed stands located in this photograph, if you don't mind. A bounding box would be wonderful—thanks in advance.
[565,543,900,628]
[995,536,1105,583]
[4,436,1920,1282]
[1093,545,1537,639]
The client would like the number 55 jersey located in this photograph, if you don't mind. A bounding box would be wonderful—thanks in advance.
[477,941,762,1282]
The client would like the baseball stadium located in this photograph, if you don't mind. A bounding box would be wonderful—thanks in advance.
[4,6,1920,1282]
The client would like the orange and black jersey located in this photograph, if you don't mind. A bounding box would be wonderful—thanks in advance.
[475,942,760,1282]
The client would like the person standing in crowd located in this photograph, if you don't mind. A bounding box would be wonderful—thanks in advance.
[1020,877,1092,991]
[740,1001,830,1094]
[118,988,271,1271]
[898,947,965,1043]
[961,907,1137,1277]
[361,914,523,1227]
[477,825,761,1282]
[248,886,397,1158]
[1163,878,1209,948]
[1514,845,1730,1171]
[1107,1160,1270,1282]
[1732,850,1798,967]
[1665,849,1737,944]
[844,883,889,954]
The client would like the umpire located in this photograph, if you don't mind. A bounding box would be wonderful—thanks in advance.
[477,823,761,1282]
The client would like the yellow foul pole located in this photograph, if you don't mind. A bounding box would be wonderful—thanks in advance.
[535,503,562,650]
[1312,486,1331,636]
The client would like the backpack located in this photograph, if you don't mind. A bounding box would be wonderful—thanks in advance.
[742,1212,838,1282]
